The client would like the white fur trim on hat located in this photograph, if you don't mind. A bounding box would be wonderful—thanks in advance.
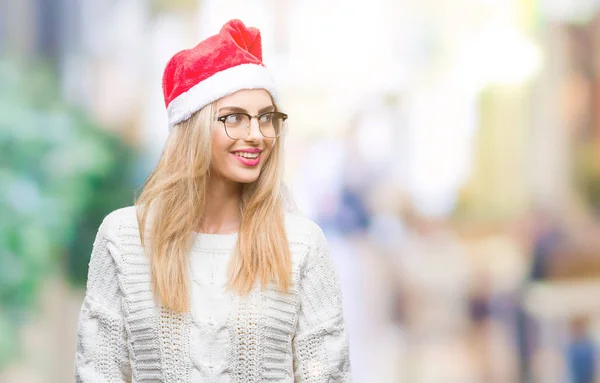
[167,63,277,130]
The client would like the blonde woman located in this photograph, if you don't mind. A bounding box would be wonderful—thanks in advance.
[74,19,351,383]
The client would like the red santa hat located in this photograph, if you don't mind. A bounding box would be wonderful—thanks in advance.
[162,19,277,129]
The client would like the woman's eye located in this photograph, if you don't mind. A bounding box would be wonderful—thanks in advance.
[225,114,242,124]
[259,114,272,123]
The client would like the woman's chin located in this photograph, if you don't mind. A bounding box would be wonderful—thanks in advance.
[229,169,261,184]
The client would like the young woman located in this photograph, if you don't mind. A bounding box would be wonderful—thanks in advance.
[75,19,351,382]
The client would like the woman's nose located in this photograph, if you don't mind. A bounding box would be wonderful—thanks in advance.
[244,117,263,142]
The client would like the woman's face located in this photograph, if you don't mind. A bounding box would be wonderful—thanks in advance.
[210,89,276,185]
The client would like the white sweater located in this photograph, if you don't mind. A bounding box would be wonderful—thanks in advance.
[74,206,351,382]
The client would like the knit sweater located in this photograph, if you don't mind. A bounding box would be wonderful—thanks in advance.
[74,206,351,382]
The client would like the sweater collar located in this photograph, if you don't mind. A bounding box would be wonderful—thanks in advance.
[191,231,238,251]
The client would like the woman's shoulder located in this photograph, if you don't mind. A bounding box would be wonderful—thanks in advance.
[99,205,139,238]
[87,206,141,278]
[284,213,332,277]
[284,212,326,246]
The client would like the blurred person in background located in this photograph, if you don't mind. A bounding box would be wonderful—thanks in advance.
[516,209,565,382]
[74,19,351,382]
[567,316,596,383]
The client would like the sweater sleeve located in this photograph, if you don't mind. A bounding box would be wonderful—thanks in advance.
[292,224,352,383]
[75,214,131,382]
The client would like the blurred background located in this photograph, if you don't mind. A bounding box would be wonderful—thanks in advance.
[2,0,600,382]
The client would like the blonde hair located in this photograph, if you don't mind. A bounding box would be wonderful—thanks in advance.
[135,101,291,313]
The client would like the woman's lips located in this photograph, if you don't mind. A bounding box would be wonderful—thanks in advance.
[232,152,261,166]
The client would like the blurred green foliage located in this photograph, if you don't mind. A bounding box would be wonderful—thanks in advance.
[574,142,600,215]
[0,58,138,368]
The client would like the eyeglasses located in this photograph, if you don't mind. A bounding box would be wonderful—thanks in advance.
[216,111,288,139]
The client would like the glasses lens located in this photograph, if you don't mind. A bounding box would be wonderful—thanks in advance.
[259,112,286,138]
[224,113,249,139]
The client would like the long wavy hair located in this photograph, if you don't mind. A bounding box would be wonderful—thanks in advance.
[135,100,291,313]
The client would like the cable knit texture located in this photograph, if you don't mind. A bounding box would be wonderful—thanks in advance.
[75,206,351,382]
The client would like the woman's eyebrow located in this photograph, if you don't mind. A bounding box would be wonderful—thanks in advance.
[218,105,275,114]
[259,105,275,113]
[218,106,247,114]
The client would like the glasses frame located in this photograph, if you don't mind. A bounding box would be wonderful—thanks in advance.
[215,111,288,140]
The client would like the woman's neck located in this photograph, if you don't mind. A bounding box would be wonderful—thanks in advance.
[198,176,242,234]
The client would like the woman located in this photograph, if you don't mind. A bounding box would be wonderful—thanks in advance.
[74,19,351,382]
